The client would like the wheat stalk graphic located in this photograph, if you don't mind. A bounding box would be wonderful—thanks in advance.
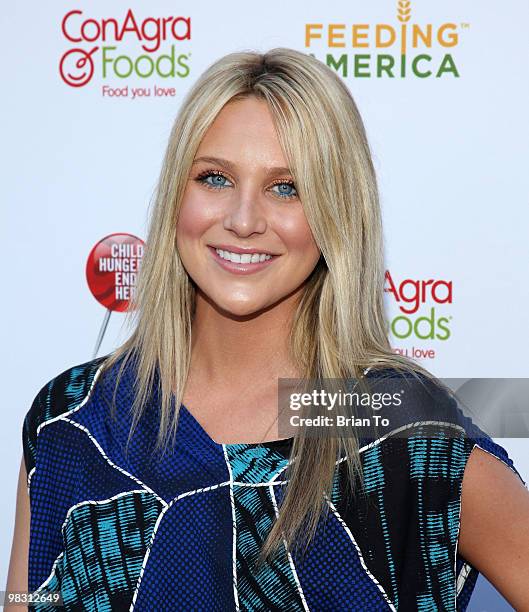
[397,0,411,22]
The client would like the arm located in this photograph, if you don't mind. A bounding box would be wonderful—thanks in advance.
[5,455,30,611]
[458,445,529,610]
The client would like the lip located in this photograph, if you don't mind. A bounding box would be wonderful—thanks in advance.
[209,243,280,256]
[207,245,279,275]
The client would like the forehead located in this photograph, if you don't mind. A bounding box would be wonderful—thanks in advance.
[196,97,289,168]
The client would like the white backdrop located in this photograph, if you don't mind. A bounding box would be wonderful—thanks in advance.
[2,1,528,606]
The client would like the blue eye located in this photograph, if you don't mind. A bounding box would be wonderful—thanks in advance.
[195,171,232,189]
[271,182,298,199]
[194,169,298,200]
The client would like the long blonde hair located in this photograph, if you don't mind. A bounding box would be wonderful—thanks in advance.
[100,47,443,565]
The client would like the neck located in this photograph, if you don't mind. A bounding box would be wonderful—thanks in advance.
[189,288,304,384]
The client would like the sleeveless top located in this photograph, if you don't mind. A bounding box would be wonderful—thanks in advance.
[22,354,526,612]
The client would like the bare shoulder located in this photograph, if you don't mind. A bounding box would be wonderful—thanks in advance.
[5,455,30,606]
[459,445,529,610]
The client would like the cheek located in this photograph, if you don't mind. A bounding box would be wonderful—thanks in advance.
[275,210,318,256]
[176,191,218,244]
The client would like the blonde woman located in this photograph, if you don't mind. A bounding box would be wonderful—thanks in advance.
[7,48,529,611]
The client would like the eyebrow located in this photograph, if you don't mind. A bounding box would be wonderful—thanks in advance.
[192,156,292,178]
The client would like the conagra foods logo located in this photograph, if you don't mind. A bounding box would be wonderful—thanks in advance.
[59,9,191,88]
[384,270,452,342]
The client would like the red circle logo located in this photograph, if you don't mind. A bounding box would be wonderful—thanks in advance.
[86,233,145,312]
[59,47,98,87]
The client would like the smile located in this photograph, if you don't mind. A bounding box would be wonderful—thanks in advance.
[207,246,279,275]
[216,248,272,264]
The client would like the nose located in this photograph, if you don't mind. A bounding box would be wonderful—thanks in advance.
[223,186,267,237]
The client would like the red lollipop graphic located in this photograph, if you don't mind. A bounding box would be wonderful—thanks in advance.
[86,233,145,357]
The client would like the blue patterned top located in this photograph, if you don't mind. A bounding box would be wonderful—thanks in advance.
[22,354,526,611]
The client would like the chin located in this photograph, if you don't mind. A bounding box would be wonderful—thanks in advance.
[215,297,270,319]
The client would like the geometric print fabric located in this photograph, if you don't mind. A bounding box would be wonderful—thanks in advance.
[22,355,527,611]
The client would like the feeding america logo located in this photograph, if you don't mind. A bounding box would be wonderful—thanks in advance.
[59,9,191,96]
[305,0,470,78]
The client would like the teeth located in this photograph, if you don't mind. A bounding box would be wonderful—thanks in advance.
[215,248,272,264]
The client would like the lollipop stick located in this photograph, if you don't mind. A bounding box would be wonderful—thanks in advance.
[93,309,112,358]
